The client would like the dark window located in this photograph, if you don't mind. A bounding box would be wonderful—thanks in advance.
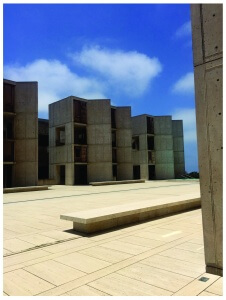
[111,108,116,128]
[147,136,154,150]
[4,83,15,112]
[113,165,117,179]
[74,127,87,144]
[74,165,87,185]
[3,141,14,162]
[3,118,14,140]
[74,146,87,162]
[38,134,49,147]
[132,136,139,150]
[112,148,117,163]
[148,151,155,164]
[112,131,116,147]
[148,165,156,180]
[3,165,13,188]
[74,100,87,123]
[147,117,154,134]
[133,165,140,179]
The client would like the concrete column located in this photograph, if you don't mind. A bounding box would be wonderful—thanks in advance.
[115,107,133,180]
[87,100,112,182]
[191,4,222,276]
[172,120,185,178]
[14,82,38,187]
[154,116,175,179]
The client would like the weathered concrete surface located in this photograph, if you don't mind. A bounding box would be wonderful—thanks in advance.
[90,179,145,186]
[3,186,49,193]
[154,116,175,180]
[191,4,223,276]
[14,82,38,187]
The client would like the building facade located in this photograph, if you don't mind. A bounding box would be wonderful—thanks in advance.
[132,114,185,180]
[49,96,133,185]
[3,79,38,188]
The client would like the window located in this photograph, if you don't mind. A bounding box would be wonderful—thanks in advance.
[56,126,65,146]
[132,136,139,150]
[147,136,154,150]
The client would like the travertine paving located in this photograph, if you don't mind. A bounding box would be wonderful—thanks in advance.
[3,180,223,296]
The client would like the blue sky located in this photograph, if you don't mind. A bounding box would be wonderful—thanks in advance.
[3,4,198,172]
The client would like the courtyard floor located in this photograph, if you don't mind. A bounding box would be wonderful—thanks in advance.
[3,180,223,296]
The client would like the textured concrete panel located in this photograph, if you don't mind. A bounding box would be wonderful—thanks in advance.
[174,163,185,178]
[49,128,55,147]
[155,164,174,180]
[115,107,131,129]
[155,136,174,151]
[14,114,26,139]
[132,115,147,135]
[26,114,38,139]
[49,97,73,127]
[173,137,184,152]
[117,148,132,163]
[87,125,111,145]
[155,151,174,164]
[87,100,111,125]
[88,163,112,182]
[88,145,112,163]
[174,152,185,164]
[191,3,223,276]
[154,116,172,135]
[15,82,38,113]
[140,164,148,180]
[172,120,183,137]
[116,130,132,147]
[65,163,74,185]
[65,123,73,145]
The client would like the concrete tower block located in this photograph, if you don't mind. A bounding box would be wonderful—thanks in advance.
[132,115,147,135]
[191,4,222,276]
[172,120,185,178]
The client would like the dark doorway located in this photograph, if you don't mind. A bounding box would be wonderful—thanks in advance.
[74,165,87,185]
[3,165,13,188]
[133,165,140,179]
[148,165,156,180]
[112,165,117,180]
[59,165,65,185]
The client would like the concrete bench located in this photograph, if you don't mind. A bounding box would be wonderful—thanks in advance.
[3,186,49,194]
[90,179,145,186]
[60,194,201,233]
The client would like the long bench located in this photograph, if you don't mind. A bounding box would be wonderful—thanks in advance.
[90,179,145,186]
[60,194,201,233]
[3,186,49,194]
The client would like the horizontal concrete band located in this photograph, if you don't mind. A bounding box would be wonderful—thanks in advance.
[3,186,49,194]
[60,194,201,233]
[89,179,145,186]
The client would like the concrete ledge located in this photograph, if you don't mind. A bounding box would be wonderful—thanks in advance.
[3,186,49,194]
[60,193,201,233]
[89,179,145,186]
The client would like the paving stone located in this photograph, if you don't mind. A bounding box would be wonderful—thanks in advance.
[117,262,193,293]
[4,238,34,253]
[117,235,166,248]
[18,234,57,246]
[100,240,150,255]
[89,272,172,296]
[175,242,204,253]
[206,277,223,296]
[159,247,205,265]
[25,260,86,286]
[66,285,110,296]
[4,269,54,296]
[54,252,111,273]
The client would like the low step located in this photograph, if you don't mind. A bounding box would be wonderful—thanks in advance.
[3,186,49,194]
[90,179,145,186]
[60,193,201,233]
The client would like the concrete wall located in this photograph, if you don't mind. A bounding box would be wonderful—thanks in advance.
[115,107,133,180]
[191,4,222,276]
[87,100,112,182]
[172,120,185,178]
[154,116,175,179]
[49,97,74,185]
[14,82,38,187]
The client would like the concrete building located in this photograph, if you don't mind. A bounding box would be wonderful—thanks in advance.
[191,4,222,276]
[132,114,185,180]
[49,96,133,185]
[3,79,38,188]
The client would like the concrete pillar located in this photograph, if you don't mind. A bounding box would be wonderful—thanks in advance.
[172,120,185,178]
[154,116,175,179]
[191,4,223,276]
[115,107,133,180]
[14,82,38,187]
[87,100,112,182]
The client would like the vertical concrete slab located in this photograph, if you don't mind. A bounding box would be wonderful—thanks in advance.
[87,100,112,182]
[172,120,185,178]
[14,82,38,187]
[115,107,133,180]
[191,4,222,276]
[154,116,175,179]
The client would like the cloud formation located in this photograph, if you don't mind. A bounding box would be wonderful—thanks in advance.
[175,21,191,38]
[4,59,106,114]
[172,72,194,94]
[71,46,162,96]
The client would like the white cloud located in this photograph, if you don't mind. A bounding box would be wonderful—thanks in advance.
[70,46,162,96]
[172,108,197,143]
[4,59,106,114]
[172,72,194,94]
[175,21,191,38]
